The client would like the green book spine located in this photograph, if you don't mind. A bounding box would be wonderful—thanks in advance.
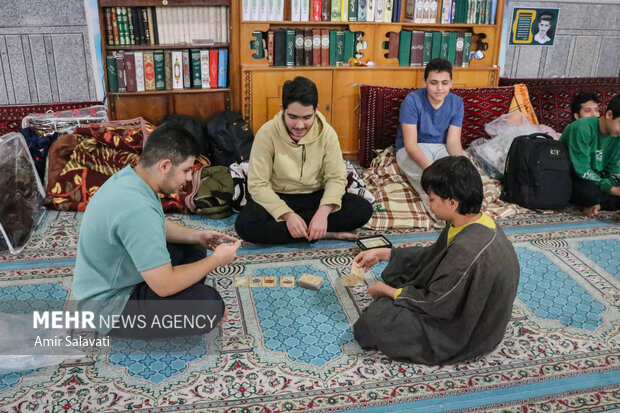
[331,0,341,21]
[440,31,449,59]
[190,49,202,88]
[462,32,472,67]
[120,7,130,45]
[431,31,442,59]
[154,50,165,90]
[344,30,355,62]
[329,30,337,65]
[115,8,125,45]
[348,0,358,21]
[335,30,345,64]
[398,30,412,66]
[286,29,296,66]
[447,31,457,64]
[422,31,432,66]
[106,55,118,93]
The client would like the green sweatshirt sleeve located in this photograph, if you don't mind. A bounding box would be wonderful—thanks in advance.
[319,127,347,211]
[562,123,615,193]
[247,131,293,221]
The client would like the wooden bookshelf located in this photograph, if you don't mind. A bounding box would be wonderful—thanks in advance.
[98,0,237,125]
[235,0,505,159]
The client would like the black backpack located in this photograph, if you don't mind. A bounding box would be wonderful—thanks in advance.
[162,114,210,157]
[501,133,572,210]
[206,111,254,166]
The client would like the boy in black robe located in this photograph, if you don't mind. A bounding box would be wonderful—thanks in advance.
[353,156,520,364]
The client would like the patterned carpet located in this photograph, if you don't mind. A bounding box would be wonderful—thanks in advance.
[0,210,619,412]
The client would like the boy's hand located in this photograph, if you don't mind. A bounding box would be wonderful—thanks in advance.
[308,206,331,241]
[283,212,309,239]
[367,281,397,300]
[210,240,242,266]
[354,248,391,269]
[195,230,239,250]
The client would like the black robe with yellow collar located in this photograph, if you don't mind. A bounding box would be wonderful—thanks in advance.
[354,222,520,365]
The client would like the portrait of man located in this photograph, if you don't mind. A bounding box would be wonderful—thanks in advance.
[532,11,556,45]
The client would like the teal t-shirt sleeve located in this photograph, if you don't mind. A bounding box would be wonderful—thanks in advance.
[116,207,171,272]
[450,97,464,127]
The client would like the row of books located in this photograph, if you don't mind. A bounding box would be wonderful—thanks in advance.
[104,6,229,47]
[404,0,496,24]
[242,0,406,22]
[106,49,228,94]
[388,30,472,67]
[252,29,366,66]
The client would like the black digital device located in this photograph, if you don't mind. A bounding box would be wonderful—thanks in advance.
[357,235,392,250]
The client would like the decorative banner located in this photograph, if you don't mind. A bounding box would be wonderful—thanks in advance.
[510,8,559,46]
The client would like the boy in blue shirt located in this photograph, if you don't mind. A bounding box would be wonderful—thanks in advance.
[73,123,241,339]
[395,58,464,218]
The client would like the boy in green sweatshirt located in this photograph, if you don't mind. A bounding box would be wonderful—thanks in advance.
[235,76,373,244]
[560,94,620,216]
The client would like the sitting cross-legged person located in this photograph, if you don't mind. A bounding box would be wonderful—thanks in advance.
[353,156,520,364]
[235,76,373,244]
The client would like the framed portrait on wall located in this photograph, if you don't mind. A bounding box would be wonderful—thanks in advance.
[509,8,559,46]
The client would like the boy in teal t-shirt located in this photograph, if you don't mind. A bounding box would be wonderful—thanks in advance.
[560,94,620,216]
[73,123,241,338]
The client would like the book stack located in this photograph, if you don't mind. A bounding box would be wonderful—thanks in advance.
[242,0,403,22]
[404,0,496,24]
[103,6,230,46]
[106,49,228,93]
[388,30,472,67]
[252,29,366,66]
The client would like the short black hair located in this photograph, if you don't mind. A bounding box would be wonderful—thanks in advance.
[424,58,453,80]
[282,76,318,110]
[139,123,199,167]
[606,94,620,119]
[570,93,599,116]
[421,156,483,215]
[539,13,553,23]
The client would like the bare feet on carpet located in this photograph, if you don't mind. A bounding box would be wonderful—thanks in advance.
[583,204,601,217]
[323,232,359,241]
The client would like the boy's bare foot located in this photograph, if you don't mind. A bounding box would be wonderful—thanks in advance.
[613,212,620,222]
[217,309,229,327]
[583,204,601,217]
[323,231,359,241]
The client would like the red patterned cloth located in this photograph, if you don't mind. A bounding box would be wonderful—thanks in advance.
[0,101,102,135]
[498,77,620,134]
[358,85,514,167]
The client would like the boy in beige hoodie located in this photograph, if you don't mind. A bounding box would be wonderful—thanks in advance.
[235,76,373,244]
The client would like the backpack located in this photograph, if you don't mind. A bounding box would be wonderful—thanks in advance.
[501,132,572,210]
[162,114,210,157]
[206,111,253,166]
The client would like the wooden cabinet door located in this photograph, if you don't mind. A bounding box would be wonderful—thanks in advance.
[243,69,333,133]
[111,94,169,124]
[171,92,229,123]
[332,69,419,158]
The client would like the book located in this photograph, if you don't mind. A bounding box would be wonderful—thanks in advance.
[358,0,367,20]
[392,0,401,22]
[447,31,457,64]
[259,0,267,21]
[143,51,156,90]
[454,31,464,67]
[335,30,345,64]
[344,30,354,62]
[462,31,472,67]
[313,0,322,21]
[301,0,310,21]
[267,29,275,66]
[286,29,296,66]
[106,54,118,93]
[146,7,156,45]
[303,28,313,65]
[291,0,302,21]
[383,0,392,22]
[190,49,202,88]
[441,0,452,23]
[126,7,135,44]
[200,50,210,88]
[251,30,265,59]
[431,31,442,59]
[366,0,375,21]
[295,29,304,66]
[398,30,411,66]
[429,0,438,23]
[110,8,119,45]
[150,6,159,44]
[123,51,137,92]
[331,0,341,21]
[172,51,183,89]
[274,29,287,66]
[153,50,164,90]
[329,30,336,65]
[410,30,424,66]
[340,0,348,21]
[242,0,251,20]
[141,8,151,45]
[414,0,424,23]
[209,49,218,88]
[164,50,173,90]
[374,0,384,22]
[387,31,399,59]
[321,29,330,66]
[104,8,114,45]
[274,0,285,20]
[251,0,259,20]
[440,31,449,60]
[218,49,228,88]
[312,29,322,66]
[182,50,191,89]
[349,0,358,21]
[322,0,332,20]
[115,8,125,45]
[120,7,130,45]
[133,7,144,45]
[422,31,432,66]
[115,52,126,92]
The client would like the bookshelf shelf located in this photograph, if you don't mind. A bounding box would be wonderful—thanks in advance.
[99,0,235,123]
